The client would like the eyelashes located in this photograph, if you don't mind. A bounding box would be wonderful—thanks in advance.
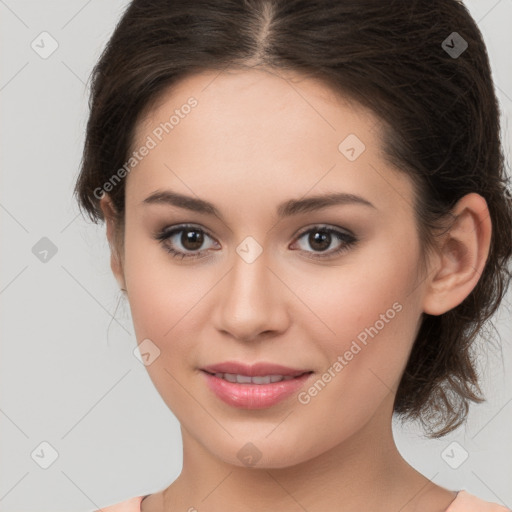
[153,223,358,261]
[291,225,357,259]
[154,224,220,261]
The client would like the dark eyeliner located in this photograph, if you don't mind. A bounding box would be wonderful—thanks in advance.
[153,224,358,261]
[154,224,213,260]
[292,225,358,260]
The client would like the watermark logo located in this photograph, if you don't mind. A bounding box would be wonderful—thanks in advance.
[442,32,468,59]
[31,31,59,59]
[31,441,59,469]
[133,338,161,366]
[338,134,366,161]
[237,442,262,467]
[441,441,469,469]
[236,236,263,264]
[32,237,58,263]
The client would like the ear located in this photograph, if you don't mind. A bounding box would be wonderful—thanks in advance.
[422,193,492,316]
[99,194,126,291]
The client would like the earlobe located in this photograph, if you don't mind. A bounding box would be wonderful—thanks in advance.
[99,194,126,291]
[422,193,492,316]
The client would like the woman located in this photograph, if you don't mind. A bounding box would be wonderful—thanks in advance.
[74,0,512,510]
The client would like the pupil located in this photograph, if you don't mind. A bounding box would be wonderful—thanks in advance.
[182,229,203,250]
[179,229,333,252]
[310,230,330,251]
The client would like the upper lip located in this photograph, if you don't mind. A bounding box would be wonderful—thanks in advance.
[201,361,312,377]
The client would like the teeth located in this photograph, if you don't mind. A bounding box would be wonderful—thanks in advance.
[213,372,297,384]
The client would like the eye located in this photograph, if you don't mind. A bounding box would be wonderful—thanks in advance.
[290,225,357,259]
[154,223,358,261]
[154,224,219,260]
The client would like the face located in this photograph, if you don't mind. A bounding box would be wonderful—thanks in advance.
[106,67,430,468]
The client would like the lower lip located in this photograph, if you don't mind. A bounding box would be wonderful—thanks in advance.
[201,370,313,409]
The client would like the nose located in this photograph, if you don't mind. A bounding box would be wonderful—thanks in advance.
[212,246,291,342]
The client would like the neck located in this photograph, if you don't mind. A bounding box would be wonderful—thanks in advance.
[159,395,452,512]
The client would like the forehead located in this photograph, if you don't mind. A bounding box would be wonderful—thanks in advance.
[133,67,377,153]
[127,68,413,215]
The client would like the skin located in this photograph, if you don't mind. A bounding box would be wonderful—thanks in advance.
[100,67,492,512]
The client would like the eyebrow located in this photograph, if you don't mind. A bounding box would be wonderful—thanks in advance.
[142,189,376,220]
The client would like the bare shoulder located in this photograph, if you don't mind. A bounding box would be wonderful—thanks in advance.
[93,495,144,512]
[446,490,510,512]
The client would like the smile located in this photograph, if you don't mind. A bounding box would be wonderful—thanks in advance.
[201,370,314,409]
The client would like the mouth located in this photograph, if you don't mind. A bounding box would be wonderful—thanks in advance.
[200,360,313,378]
[201,369,314,384]
[200,369,315,409]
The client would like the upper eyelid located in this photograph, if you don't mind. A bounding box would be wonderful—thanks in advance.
[294,223,355,238]
[157,224,217,245]
[160,223,216,240]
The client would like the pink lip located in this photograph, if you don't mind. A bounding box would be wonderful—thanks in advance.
[201,360,311,377]
[200,370,314,409]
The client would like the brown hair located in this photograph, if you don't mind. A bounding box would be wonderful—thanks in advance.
[74,0,512,437]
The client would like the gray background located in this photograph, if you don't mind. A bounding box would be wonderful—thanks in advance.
[0,1,511,511]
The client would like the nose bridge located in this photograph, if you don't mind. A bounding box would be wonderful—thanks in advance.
[231,242,268,303]
[214,236,288,340]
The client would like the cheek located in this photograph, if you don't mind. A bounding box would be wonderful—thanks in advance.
[124,216,422,411]
[294,236,422,417]
[122,224,203,338]
[122,233,207,413]
[298,230,420,339]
